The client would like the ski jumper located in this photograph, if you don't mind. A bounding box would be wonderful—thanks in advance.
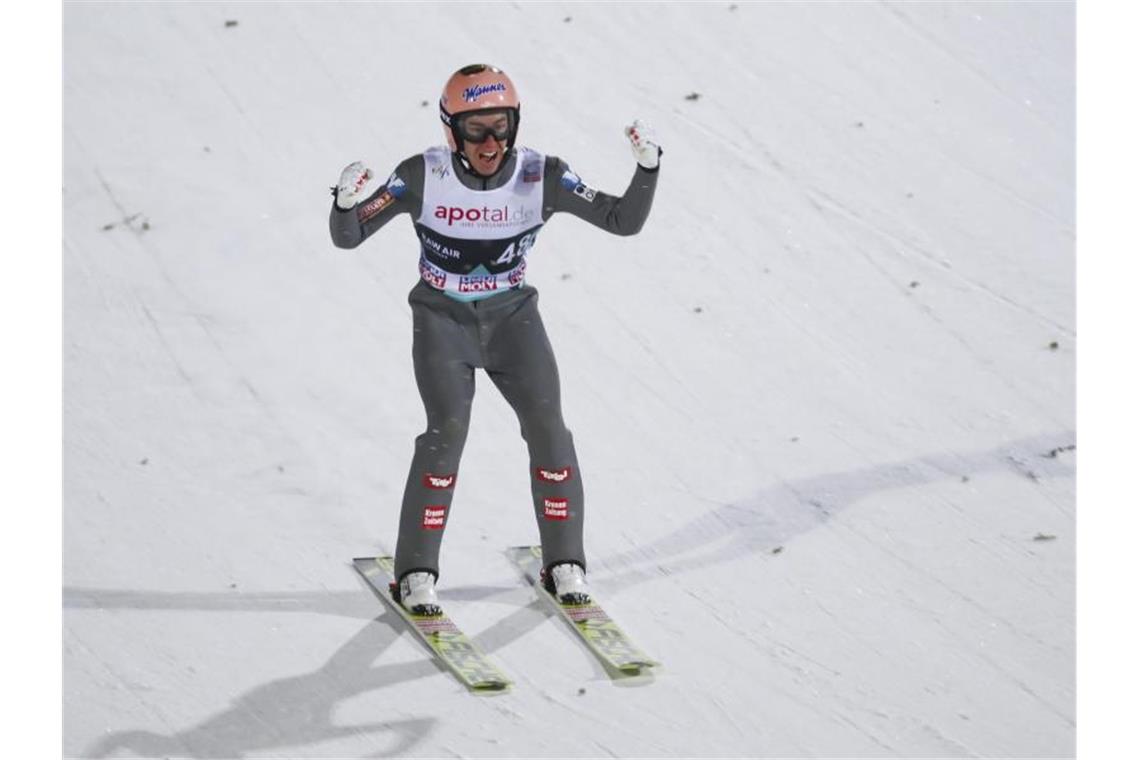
[330,146,658,581]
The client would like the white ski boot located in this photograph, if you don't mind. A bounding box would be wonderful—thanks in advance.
[397,571,442,616]
[546,562,592,605]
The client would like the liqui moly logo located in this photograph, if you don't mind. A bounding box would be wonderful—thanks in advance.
[419,259,447,289]
[458,274,499,293]
[543,498,569,521]
[423,473,456,490]
[536,466,572,483]
[462,82,506,103]
[422,505,447,530]
[433,204,536,227]
[508,260,527,286]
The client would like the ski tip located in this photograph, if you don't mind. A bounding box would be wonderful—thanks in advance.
[504,545,543,561]
[352,557,397,583]
[472,680,513,693]
[613,660,662,677]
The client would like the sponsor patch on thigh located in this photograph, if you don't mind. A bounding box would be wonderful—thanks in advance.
[423,472,457,489]
[543,497,569,520]
[536,466,573,483]
[422,505,447,530]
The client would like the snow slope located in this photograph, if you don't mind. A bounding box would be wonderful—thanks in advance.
[64,2,1075,757]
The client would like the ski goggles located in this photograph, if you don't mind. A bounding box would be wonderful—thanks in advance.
[454,109,517,143]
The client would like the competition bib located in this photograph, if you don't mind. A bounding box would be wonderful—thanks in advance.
[414,147,546,301]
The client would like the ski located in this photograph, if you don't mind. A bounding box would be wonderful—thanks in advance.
[505,545,660,676]
[353,556,512,693]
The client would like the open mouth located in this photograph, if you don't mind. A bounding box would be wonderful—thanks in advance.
[465,140,504,175]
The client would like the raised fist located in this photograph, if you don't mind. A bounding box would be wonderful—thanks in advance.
[335,161,374,210]
[624,120,661,170]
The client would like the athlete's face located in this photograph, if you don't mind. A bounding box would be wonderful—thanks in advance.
[460,112,510,176]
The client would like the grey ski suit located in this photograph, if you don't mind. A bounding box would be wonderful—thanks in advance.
[329,147,658,581]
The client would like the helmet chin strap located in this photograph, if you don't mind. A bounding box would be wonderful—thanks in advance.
[455,144,513,179]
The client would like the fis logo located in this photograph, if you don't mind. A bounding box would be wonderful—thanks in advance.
[523,160,542,183]
[422,505,447,530]
[423,473,456,489]
[543,497,569,521]
[536,466,572,483]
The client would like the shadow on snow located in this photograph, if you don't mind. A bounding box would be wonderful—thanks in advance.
[68,431,1074,758]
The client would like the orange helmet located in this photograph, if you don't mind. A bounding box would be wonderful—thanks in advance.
[439,64,521,152]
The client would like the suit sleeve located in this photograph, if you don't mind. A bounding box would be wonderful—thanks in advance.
[541,156,658,236]
[329,155,424,249]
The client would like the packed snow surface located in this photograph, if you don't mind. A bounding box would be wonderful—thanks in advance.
[64,2,1075,757]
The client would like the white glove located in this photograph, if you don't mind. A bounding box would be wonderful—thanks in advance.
[334,161,374,210]
[624,120,661,170]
